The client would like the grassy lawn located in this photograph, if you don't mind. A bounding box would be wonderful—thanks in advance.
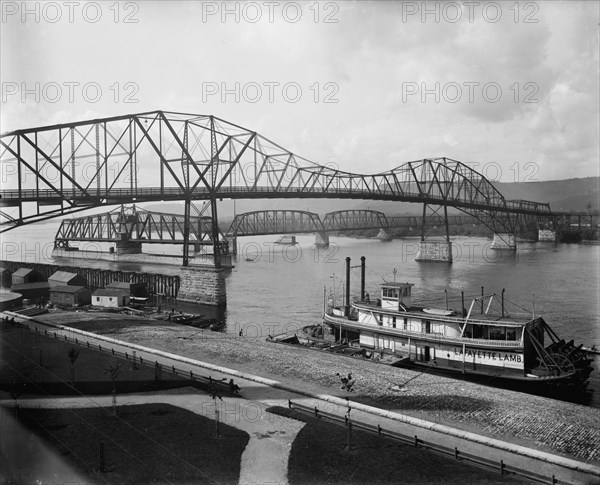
[0,321,191,395]
[267,407,527,485]
[14,403,249,484]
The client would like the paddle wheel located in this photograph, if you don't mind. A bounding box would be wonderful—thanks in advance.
[525,319,593,388]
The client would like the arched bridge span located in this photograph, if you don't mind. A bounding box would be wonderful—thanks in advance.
[323,210,389,231]
[227,210,324,237]
[227,209,489,236]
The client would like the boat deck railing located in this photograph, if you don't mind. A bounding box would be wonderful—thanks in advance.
[324,313,524,348]
[352,301,530,327]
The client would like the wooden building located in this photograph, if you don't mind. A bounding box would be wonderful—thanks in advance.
[92,288,130,308]
[48,271,87,288]
[106,281,149,298]
[10,282,50,300]
[11,268,45,285]
[49,285,91,306]
[0,268,11,289]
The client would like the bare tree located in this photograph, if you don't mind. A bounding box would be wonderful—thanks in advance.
[208,376,223,437]
[9,381,24,419]
[104,363,122,415]
[68,347,80,387]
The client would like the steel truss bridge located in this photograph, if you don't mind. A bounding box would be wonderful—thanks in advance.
[54,204,225,249]
[1,110,591,266]
[226,209,487,236]
[55,207,488,246]
[56,207,590,247]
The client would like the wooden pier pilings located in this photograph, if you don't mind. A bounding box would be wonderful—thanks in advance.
[0,260,180,299]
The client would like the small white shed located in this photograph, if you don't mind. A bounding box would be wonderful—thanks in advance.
[92,288,130,308]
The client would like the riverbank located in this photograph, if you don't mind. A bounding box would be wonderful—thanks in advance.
[36,311,600,464]
[2,316,530,484]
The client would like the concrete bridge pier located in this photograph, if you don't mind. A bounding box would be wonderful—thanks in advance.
[415,241,453,263]
[176,266,226,307]
[538,229,557,242]
[377,228,392,241]
[315,232,329,248]
[490,233,517,250]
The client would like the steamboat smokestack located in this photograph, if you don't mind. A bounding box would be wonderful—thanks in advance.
[345,257,351,317]
[360,256,366,301]
[481,286,484,314]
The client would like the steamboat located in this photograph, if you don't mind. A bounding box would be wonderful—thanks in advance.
[322,257,593,390]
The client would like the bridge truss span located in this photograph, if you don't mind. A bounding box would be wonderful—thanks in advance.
[54,205,219,247]
[227,210,324,237]
[1,110,553,234]
[321,210,387,232]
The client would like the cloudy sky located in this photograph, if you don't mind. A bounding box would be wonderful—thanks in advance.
[2,0,599,182]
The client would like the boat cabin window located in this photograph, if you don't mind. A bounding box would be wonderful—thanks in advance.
[392,316,396,328]
[464,324,483,339]
[382,288,399,299]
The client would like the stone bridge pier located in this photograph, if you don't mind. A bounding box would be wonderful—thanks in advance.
[177,266,227,307]
[415,241,453,263]
[414,203,453,262]
[377,228,392,241]
[538,229,557,242]
[226,237,237,255]
[490,233,517,249]
[315,232,329,248]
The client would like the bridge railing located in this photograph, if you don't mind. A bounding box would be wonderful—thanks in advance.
[1,185,554,217]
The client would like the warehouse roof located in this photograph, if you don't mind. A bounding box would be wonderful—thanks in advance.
[93,288,129,297]
[50,285,88,294]
[48,271,86,284]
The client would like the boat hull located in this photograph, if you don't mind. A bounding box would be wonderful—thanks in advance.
[323,313,588,389]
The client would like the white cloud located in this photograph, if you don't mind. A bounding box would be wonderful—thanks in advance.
[1,1,598,181]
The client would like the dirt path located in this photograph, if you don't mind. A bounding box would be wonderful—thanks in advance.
[1,388,305,485]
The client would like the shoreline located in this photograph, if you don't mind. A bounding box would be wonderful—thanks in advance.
[33,310,600,465]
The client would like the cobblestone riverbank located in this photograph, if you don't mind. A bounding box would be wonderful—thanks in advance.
[39,312,600,464]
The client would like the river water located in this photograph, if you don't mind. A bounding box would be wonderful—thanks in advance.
[2,225,599,402]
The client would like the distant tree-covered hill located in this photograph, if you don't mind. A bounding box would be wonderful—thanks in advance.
[493,177,599,212]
